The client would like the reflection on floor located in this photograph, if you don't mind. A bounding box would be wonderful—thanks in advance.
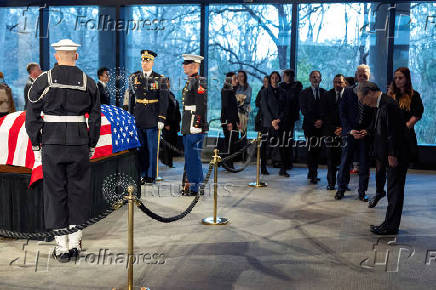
[1,160,436,290]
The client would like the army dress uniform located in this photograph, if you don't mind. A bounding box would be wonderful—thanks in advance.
[25,39,101,261]
[127,51,168,184]
[181,54,208,194]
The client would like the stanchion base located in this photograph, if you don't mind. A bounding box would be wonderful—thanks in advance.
[111,287,149,290]
[248,182,267,188]
[155,176,164,182]
[201,217,229,225]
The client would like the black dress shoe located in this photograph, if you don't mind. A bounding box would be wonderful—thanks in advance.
[69,248,80,261]
[326,185,335,190]
[310,177,319,184]
[52,251,71,263]
[370,226,398,235]
[279,170,290,177]
[358,192,368,202]
[368,192,386,208]
[140,177,146,185]
[335,190,344,200]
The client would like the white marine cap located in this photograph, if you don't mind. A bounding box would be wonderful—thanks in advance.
[182,54,204,64]
[51,39,81,51]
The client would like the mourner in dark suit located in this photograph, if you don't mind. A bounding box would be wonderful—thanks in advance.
[261,71,289,177]
[336,65,373,201]
[126,50,169,184]
[255,76,269,175]
[97,67,111,105]
[25,39,101,262]
[160,79,181,168]
[279,69,302,170]
[221,72,240,170]
[357,81,408,235]
[369,67,424,208]
[24,63,42,110]
[181,54,208,195]
[324,74,347,190]
[299,70,328,184]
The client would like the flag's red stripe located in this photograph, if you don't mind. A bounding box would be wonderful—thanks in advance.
[29,165,43,187]
[7,112,26,165]
[25,137,35,168]
[92,145,112,159]
[100,124,111,135]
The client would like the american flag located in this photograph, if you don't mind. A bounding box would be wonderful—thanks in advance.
[0,105,140,186]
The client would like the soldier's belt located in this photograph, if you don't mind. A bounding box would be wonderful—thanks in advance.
[136,99,158,105]
[43,115,86,122]
[184,105,196,111]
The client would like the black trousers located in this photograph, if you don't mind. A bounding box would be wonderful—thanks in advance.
[304,128,323,178]
[325,135,342,186]
[268,128,289,171]
[42,144,90,229]
[376,159,387,194]
[384,161,408,230]
[222,127,239,166]
[160,129,178,167]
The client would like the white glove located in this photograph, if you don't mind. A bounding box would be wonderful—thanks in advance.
[158,122,164,130]
[190,126,202,134]
[32,146,42,163]
[89,147,95,158]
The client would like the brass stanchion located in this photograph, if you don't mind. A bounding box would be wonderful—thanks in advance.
[202,149,229,225]
[123,185,149,290]
[155,129,163,182]
[249,132,267,187]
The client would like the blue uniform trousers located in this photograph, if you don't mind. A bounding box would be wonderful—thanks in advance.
[137,127,158,179]
[183,134,204,193]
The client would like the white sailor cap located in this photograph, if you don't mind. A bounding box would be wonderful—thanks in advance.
[182,54,204,64]
[51,39,81,51]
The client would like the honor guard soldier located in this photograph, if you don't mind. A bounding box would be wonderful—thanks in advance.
[181,54,208,195]
[126,50,168,184]
[25,39,101,263]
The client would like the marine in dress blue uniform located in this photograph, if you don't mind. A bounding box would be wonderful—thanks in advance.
[181,54,208,195]
[126,50,169,184]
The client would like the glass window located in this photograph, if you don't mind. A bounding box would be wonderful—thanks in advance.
[49,6,99,76]
[394,2,436,145]
[208,4,293,137]
[0,7,40,110]
[125,5,201,103]
[297,3,390,138]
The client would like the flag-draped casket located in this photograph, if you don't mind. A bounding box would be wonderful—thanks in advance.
[0,105,141,186]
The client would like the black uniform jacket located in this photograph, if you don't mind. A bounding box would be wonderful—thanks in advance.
[181,73,208,135]
[128,71,169,129]
[25,65,101,147]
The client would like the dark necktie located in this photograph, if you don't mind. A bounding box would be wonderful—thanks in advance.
[315,88,319,100]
